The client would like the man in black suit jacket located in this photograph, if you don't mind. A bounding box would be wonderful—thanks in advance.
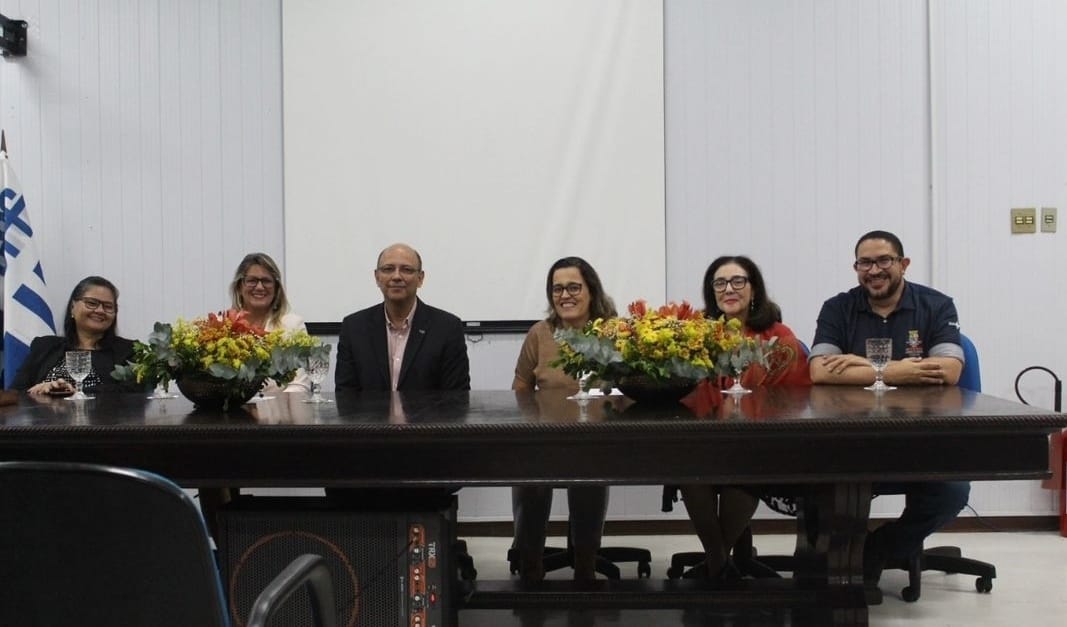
[335,243,470,391]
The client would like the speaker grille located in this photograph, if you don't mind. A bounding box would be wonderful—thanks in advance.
[219,499,450,627]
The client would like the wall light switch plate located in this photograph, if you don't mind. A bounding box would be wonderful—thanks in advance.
[1041,207,1057,233]
[1011,208,1037,234]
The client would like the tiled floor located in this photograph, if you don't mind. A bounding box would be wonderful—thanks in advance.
[459,531,1067,626]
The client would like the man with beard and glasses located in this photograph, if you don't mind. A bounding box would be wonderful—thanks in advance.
[808,229,969,590]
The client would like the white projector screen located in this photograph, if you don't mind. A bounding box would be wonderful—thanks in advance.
[283,1,665,324]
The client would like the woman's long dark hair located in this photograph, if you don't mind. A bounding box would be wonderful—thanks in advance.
[544,256,617,328]
[702,255,781,333]
[63,276,120,343]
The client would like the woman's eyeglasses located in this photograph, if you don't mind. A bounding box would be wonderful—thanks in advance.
[551,283,583,297]
[243,277,276,288]
[77,297,117,314]
[711,276,748,292]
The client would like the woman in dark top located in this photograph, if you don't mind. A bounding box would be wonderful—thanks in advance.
[12,276,137,394]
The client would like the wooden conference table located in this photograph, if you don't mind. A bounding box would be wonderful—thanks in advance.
[1,385,1064,626]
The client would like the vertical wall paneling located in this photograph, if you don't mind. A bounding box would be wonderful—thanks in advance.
[0,0,284,339]
[665,0,930,352]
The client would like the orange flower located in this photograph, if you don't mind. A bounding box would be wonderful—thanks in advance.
[628,300,648,317]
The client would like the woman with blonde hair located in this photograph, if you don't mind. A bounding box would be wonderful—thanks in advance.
[229,252,309,393]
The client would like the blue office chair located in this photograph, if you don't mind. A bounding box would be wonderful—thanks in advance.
[0,462,337,627]
[891,332,996,601]
[957,333,981,392]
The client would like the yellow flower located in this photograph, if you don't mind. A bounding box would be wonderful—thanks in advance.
[551,299,763,383]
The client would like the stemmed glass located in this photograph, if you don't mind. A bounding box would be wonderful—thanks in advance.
[147,380,179,400]
[864,338,897,392]
[721,351,754,397]
[567,371,594,402]
[64,351,94,400]
[303,346,333,404]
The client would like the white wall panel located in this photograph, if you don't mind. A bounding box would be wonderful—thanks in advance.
[933,0,1067,411]
[0,0,283,339]
[665,0,931,351]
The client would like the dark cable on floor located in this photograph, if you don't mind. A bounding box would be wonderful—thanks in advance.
[963,503,1002,532]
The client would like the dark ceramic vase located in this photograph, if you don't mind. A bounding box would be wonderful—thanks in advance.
[176,374,263,411]
[616,374,695,404]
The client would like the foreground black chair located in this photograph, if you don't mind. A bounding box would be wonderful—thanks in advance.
[0,461,337,627]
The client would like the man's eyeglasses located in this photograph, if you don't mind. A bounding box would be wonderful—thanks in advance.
[551,283,584,297]
[377,265,421,277]
[77,297,117,314]
[853,256,902,272]
[711,276,749,292]
[243,277,276,288]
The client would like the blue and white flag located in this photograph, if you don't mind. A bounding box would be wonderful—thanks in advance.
[1,145,56,388]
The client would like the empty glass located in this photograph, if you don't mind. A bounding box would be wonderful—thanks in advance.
[147,381,179,400]
[303,346,333,404]
[567,371,594,402]
[722,351,754,397]
[64,351,94,400]
[864,338,897,392]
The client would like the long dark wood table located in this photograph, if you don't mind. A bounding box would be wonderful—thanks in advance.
[2,385,1064,626]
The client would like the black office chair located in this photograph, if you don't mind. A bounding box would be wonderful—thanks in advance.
[506,514,653,579]
[0,461,338,627]
[662,486,783,580]
[507,537,653,579]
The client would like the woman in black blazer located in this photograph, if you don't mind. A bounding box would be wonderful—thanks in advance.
[11,275,137,394]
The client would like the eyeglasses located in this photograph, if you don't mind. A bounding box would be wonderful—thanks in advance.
[551,283,584,297]
[711,276,749,292]
[242,277,276,288]
[853,256,902,272]
[77,297,117,314]
[376,265,421,277]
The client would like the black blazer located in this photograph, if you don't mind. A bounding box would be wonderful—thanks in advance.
[335,299,470,391]
[10,335,138,392]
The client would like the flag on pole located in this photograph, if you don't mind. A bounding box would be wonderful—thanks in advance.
[0,133,57,388]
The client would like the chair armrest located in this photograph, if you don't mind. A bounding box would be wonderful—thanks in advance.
[247,553,337,627]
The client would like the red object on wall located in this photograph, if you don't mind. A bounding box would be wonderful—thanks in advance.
[1061,429,1067,537]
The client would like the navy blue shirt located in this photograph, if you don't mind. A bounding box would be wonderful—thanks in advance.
[810,282,964,363]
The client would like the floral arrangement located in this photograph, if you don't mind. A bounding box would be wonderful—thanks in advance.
[552,300,769,385]
[113,309,326,391]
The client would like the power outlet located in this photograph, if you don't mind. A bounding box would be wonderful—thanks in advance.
[1011,208,1037,234]
[1041,207,1057,233]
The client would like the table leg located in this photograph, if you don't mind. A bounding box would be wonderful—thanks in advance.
[792,482,872,627]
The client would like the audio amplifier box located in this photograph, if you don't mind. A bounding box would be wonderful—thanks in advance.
[217,496,455,627]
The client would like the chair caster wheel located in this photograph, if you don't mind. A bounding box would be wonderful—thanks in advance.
[637,562,651,578]
[976,577,993,593]
[901,586,920,602]
[666,565,684,579]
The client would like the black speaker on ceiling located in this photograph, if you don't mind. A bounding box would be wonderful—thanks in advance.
[217,497,455,627]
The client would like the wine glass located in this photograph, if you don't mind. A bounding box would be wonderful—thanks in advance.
[147,380,179,400]
[721,352,753,397]
[567,371,594,402]
[64,351,94,400]
[864,338,897,392]
[303,347,333,404]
